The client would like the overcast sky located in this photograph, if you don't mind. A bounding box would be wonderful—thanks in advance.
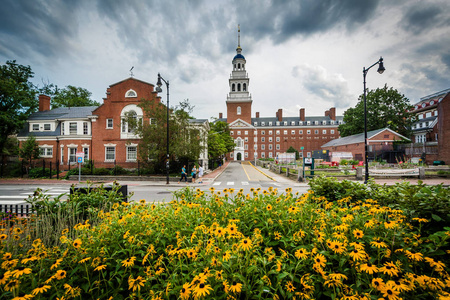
[1,0,449,120]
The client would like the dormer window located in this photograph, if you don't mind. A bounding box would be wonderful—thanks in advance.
[299,121,303,125]
[330,120,335,125]
[421,103,426,108]
[283,121,287,126]
[125,89,137,98]
[276,121,280,126]
[254,122,258,126]
[291,121,295,125]
[307,121,311,125]
[314,121,319,125]
[269,122,272,126]
[322,121,327,125]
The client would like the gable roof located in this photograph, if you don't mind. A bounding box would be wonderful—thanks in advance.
[321,128,410,148]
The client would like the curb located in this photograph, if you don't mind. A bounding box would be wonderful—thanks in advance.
[248,162,276,181]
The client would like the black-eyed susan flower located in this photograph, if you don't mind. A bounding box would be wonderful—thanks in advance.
[370,238,388,249]
[193,282,213,298]
[349,249,366,261]
[285,281,295,292]
[32,284,52,295]
[372,278,384,291]
[4,279,20,291]
[180,282,191,300]
[359,262,378,274]
[380,262,400,277]
[0,271,10,284]
[295,248,309,259]
[94,265,107,272]
[121,256,136,268]
[381,284,401,300]
[240,238,252,251]
[229,281,243,293]
[313,253,327,269]
[128,275,146,292]
[3,252,12,260]
[72,238,82,249]
[11,266,32,278]
[352,229,364,239]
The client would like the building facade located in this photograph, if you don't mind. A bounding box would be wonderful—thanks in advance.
[18,78,209,170]
[406,88,450,164]
[218,29,343,161]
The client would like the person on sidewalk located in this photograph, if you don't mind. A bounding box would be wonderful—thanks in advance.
[191,165,197,183]
[179,165,187,183]
[198,165,204,183]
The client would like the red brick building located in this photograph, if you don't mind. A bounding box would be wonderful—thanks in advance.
[218,29,343,161]
[18,78,210,170]
[321,128,409,162]
[406,88,450,164]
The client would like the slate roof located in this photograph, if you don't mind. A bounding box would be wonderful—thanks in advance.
[216,115,344,126]
[27,106,98,120]
[321,128,409,148]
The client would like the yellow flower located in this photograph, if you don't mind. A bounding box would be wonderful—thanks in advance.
[0,271,11,284]
[372,278,384,291]
[352,229,364,239]
[285,281,295,292]
[72,238,82,248]
[3,252,12,260]
[266,204,273,211]
[359,262,378,274]
[51,258,63,270]
[128,275,146,292]
[313,253,327,269]
[180,282,191,299]
[295,248,309,259]
[379,262,399,277]
[0,233,7,240]
[229,281,243,293]
[349,249,366,261]
[79,257,91,264]
[121,256,136,268]
[240,238,252,251]
[11,267,32,278]
[94,265,107,272]
[55,269,67,280]
[193,283,213,298]
[32,285,52,295]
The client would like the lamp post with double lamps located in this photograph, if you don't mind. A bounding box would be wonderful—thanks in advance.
[363,57,385,184]
[156,73,170,184]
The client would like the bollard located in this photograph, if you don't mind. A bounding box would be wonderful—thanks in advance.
[419,167,425,180]
[356,167,363,181]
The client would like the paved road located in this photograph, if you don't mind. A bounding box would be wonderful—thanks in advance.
[0,162,309,205]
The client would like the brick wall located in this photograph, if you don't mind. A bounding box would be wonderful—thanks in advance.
[227,101,252,124]
[438,94,450,163]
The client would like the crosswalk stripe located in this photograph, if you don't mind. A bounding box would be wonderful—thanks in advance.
[213,182,221,186]
[242,182,249,185]
[227,182,234,185]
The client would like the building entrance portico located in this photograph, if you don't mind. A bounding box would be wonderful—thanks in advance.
[235,151,243,161]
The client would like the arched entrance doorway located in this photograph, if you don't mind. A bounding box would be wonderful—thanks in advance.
[236,152,242,161]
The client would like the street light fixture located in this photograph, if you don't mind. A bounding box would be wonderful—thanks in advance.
[156,73,170,184]
[363,57,385,184]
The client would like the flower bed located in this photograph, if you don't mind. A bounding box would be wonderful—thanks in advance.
[1,185,449,299]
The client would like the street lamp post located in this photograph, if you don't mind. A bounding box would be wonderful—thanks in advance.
[156,73,170,184]
[363,57,385,184]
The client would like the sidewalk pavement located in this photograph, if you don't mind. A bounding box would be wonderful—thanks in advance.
[0,163,449,187]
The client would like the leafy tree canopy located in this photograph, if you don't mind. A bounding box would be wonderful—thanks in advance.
[49,85,100,108]
[19,135,40,167]
[208,120,235,160]
[338,84,414,138]
[0,60,38,154]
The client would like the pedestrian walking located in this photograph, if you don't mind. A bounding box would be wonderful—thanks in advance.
[198,165,204,183]
[178,165,187,183]
[191,165,197,183]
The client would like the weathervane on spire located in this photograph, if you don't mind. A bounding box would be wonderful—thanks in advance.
[238,24,241,48]
[130,66,134,77]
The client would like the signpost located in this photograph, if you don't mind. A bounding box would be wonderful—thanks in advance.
[76,152,84,182]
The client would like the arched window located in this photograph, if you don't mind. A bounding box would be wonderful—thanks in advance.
[237,106,241,115]
[238,63,241,69]
[235,137,243,148]
[243,83,247,91]
[125,89,137,98]
[232,83,235,91]
[237,83,241,91]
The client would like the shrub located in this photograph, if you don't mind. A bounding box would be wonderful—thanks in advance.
[111,165,129,175]
[28,167,58,178]
[93,167,111,175]
[1,186,449,299]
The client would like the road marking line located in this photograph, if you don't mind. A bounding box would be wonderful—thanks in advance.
[0,201,28,204]
[227,182,234,185]
[242,182,249,185]
[241,164,251,181]
[213,182,221,186]
[0,196,29,199]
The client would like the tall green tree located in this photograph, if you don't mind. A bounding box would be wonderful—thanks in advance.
[338,85,414,137]
[208,120,235,160]
[19,135,40,169]
[133,98,205,172]
[0,60,38,155]
[51,85,100,108]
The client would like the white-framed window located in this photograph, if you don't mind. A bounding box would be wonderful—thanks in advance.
[269,137,273,142]
[323,130,327,134]
[149,118,156,125]
[231,131,234,135]
[269,144,273,150]
[237,106,241,115]
[299,121,303,125]
[261,152,265,158]
[237,131,241,135]
[262,145,265,150]
[269,122,273,126]
[125,89,137,98]
[276,130,280,135]
[254,137,257,142]
[261,130,265,135]
[39,147,53,157]
[105,146,116,161]
[276,144,280,150]
[244,137,248,142]
[291,130,295,135]
[245,144,248,150]
[245,131,248,135]
[60,146,64,164]
[291,121,295,125]
[269,130,272,135]
[106,118,113,129]
[276,121,280,126]
[276,137,280,142]
[299,130,303,134]
[283,130,287,135]
[61,123,65,135]
[230,153,234,158]
[315,121,319,125]
[261,137,265,142]
[83,122,89,135]
[32,124,39,131]
[331,130,335,134]
[284,121,287,126]
[44,124,51,131]
[69,122,77,135]
[127,146,137,161]
[245,152,248,158]
[307,130,311,134]
[330,120,335,125]
[269,152,273,158]
[426,112,432,118]
[307,121,311,125]
[315,130,319,134]
[307,152,311,157]
[322,121,327,125]
[261,122,265,126]
[83,147,89,160]
[254,122,258,126]
[69,148,77,163]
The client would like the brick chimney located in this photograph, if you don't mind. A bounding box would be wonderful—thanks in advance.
[277,109,282,122]
[329,107,336,120]
[39,94,51,112]
[256,112,260,118]
[300,108,305,121]
[219,112,223,119]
